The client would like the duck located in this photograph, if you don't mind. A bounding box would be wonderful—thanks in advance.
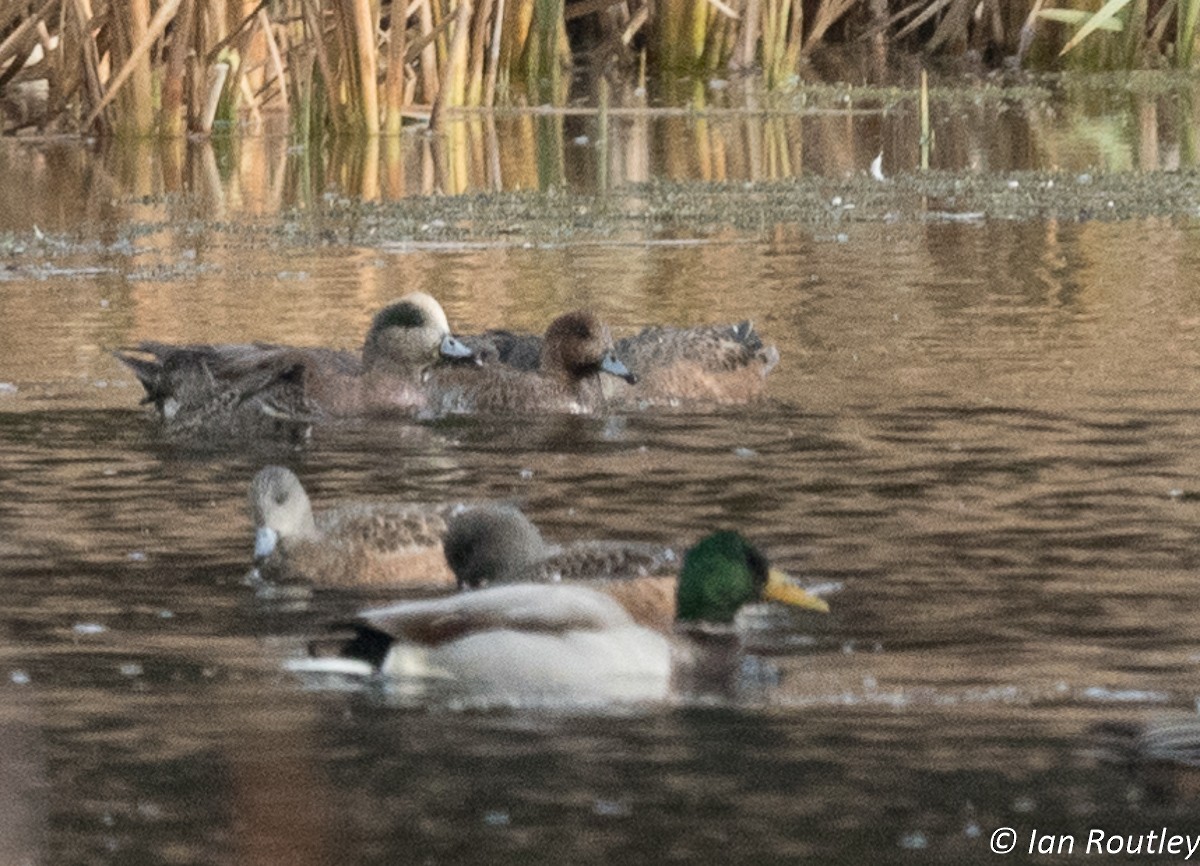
[444,505,827,633]
[424,310,636,415]
[463,317,779,406]
[1094,714,1200,804]
[249,465,458,589]
[610,320,780,405]
[442,504,681,630]
[115,292,477,437]
[309,528,830,703]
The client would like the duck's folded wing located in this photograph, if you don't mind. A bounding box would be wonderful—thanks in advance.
[616,322,777,374]
[319,503,450,555]
[114,342,227,405]
[541,541,678,581]
[310,585,673,700]
[117,342,287,399]
[120,342,358,389]
[116,342,353,425]
[361,584,634,643]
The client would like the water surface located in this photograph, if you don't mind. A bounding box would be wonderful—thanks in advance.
[3,122,1200,863]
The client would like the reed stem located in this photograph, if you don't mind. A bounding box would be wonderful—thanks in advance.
[919,67,929,170]
[14,0,1200,137]
[385,0,410,134]
[351,0,380,135]
[1179,0,1200,66]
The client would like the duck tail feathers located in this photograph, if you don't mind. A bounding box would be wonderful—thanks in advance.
[112,348,166,404]
[309,623,394,670]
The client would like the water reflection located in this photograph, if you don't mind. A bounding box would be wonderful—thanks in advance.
[0,628,46,866]
[5,76,1200,227]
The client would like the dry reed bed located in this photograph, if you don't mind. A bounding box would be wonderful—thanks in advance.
[0,0,1197,137]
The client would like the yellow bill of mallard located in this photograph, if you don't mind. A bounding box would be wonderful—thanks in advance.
[764,568,830,613]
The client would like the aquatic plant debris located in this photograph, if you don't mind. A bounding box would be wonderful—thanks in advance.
[116,171,1200,249]
[8,170,1200,267]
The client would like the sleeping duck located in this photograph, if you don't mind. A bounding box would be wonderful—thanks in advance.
[309,528,829,703]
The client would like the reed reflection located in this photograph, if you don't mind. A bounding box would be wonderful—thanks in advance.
[3,81,1199,227]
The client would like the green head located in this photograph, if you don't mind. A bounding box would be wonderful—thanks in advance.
[362,293,474,373]
[371,300,429,331]
[675,531,829,624]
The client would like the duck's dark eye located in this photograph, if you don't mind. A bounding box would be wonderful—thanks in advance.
[274,492,288,506]
[571,321,592,339]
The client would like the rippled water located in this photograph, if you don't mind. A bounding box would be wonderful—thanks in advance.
[4,142,1200,863]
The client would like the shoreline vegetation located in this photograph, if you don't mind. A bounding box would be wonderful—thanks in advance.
[1,1,1199,139]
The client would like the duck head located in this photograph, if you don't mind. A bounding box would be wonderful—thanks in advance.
[362,293,476,376]
[444,505,549,589]
[249,466,319,562]
[540,311,637,386]
[675,531,829,625]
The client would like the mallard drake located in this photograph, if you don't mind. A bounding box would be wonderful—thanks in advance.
[425,311,635,415]
[115,292,477,437]
[463,318,778,406]
[249,466,457,589]
[312,529,829,703]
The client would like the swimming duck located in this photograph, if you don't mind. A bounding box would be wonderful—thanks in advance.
[115,293,476,436]
[463,318,778,406]
[425,311,635,415]
[249,465,458,588]
[611,320,780,405]
[443,504,681,630]
[447,505,827,632]
[312,529,829,703]
[1094,714,1200,804]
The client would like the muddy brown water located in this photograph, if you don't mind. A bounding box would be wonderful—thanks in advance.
[4,91,1200,862]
